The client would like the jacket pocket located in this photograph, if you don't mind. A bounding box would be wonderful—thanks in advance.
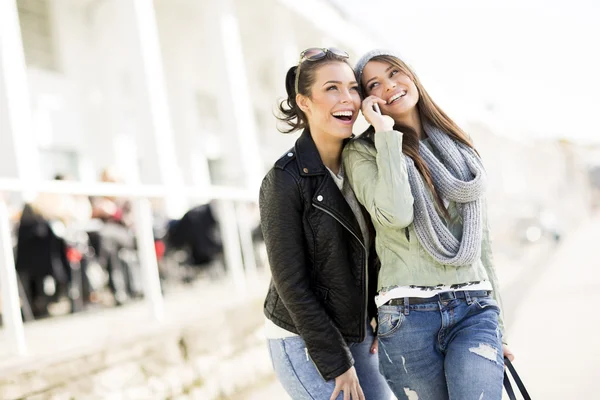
[377,307,404,338]
[474,297,500,314]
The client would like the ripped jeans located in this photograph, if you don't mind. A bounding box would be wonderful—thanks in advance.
[377,293,504,400]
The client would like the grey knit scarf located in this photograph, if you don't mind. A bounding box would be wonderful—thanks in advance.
[405,124,487,267]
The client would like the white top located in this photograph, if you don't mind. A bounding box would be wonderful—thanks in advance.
[375,280,493,308]
[264,317,298,339]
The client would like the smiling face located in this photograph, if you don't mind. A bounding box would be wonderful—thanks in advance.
[361,60,419,122]
[296,61,361,141]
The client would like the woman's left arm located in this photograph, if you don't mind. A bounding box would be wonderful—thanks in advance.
[481,197,507,344]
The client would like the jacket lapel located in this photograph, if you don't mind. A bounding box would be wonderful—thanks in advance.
[313,174,365,247]
[295,129,365,247]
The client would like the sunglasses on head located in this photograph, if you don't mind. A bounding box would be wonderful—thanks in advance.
[294,47,349,94]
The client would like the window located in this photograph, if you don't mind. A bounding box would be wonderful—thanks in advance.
[17,0,59,71]
[38,148,79,180]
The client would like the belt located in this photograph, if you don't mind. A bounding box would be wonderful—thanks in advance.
[386,290,492,306]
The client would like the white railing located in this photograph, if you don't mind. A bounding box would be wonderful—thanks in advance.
[0,178,258,356]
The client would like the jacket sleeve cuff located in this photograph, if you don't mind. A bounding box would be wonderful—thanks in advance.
[319,358,354,382]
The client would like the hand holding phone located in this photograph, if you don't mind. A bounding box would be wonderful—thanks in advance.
[373,103,381,115]
[362,96,394,132]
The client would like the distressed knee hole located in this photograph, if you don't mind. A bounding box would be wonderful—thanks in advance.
[469,343,498,362]
[404,387,419,399]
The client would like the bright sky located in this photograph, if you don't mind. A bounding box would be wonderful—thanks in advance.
[332,0,600,143]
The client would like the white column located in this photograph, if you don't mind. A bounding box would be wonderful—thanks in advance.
[132,198,165,322]
[0,0,41,189]
[216,200,246,293]
[218,0,264,190]
[0,200,27,355]
[129,0,187,218]
[0,0,40,357]
[236,202,258,282]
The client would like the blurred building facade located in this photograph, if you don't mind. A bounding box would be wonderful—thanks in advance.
[1,0,375,215]
[1,0,593,226]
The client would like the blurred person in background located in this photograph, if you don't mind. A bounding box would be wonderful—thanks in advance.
[30,174,93,224]
[343,50,513,400]
[89,167,138,305]
[259,48,391,400]
[91,167,133,227]
[17,174,93,318]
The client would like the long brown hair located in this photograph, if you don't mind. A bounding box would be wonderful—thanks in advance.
[361,55,476,217]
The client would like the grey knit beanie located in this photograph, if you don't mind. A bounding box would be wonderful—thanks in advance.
[354,49,403,86]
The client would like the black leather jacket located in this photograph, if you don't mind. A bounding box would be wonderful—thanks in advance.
[259,129,379,381]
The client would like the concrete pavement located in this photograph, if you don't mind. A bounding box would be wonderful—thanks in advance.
[506,213,600,399]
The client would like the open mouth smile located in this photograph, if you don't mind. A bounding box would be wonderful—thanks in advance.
[332,110,355,123]
[388,89,407,104]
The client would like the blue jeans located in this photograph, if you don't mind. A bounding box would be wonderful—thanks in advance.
[377,294,504,400]
[267,324,392,400]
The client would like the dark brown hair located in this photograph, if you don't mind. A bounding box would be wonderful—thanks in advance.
[277,51,352,133]
[362,55,476,217]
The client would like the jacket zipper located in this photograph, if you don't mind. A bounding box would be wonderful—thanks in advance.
[313,203,368,340]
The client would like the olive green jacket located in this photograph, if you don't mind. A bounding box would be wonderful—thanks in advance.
[342,130,506,339]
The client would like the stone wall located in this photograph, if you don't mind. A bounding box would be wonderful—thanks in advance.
[0,297,272,400]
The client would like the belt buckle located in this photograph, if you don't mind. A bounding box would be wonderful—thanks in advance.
[438,291,456,302]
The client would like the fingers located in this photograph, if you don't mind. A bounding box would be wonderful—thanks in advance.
[503,345,515,362]
[344,387,351,400]
[364,95,387,105]
[361,96,395,132]
[361,96,386,114]
[370,337,378,354]
[357,383,366,400]
[330,386,341,400]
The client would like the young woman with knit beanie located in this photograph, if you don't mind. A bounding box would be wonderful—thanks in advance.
[260,48,392,400]
[343,49,515,400]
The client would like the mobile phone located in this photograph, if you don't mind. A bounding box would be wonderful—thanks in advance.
[373,103,381,115]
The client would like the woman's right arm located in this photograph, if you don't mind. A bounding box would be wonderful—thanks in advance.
[343,131,414,229]
[343,96,414,229]
[259,168,354,382]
